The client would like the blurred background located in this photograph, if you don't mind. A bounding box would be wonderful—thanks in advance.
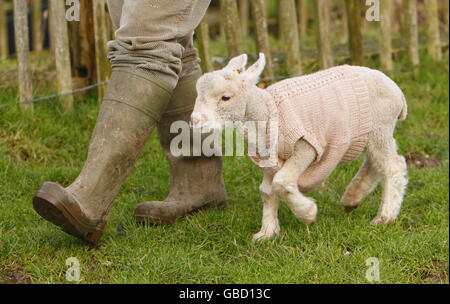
[0,0,448,110]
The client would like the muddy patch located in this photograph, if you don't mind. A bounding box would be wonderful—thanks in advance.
[0,267,32,284]
[422,260,449,283]
[404,151,442,168]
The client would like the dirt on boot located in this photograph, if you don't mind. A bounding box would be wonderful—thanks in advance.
[33,69,172,244]
[135,73,228,225]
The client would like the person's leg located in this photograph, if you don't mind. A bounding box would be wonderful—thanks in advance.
[33,0,211,244]
[106,0,123,30]
[33,72,171,244]
[106,0,211,89]
[135,34,227,224]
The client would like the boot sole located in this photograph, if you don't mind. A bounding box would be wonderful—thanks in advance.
[33,189,104,245]
[135,200,227,225]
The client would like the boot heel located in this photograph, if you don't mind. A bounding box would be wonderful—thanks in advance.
[84,222,106,244]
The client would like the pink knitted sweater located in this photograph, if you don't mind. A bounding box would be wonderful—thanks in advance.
[251,65,372,192]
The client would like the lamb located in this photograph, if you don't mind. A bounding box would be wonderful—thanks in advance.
[190,53,408,242]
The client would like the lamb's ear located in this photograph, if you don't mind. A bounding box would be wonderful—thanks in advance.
[244,53,266,84]
[224,54,248,73]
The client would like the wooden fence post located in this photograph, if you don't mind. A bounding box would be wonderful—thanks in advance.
[424,0,441,61]
[279,0,302,75]
[68,18,80,75]
[403,0,420,66]
[104,2,114,41]
[32,0,43,52]
[221,0,243,58]
[250,0,274,80]
[337,0,348,44]
[444,0,449,29]
[345,0,363,65]
[297,0,308,38]
[239,0,249,36]
[195,16,214,73]
[313,0,333,69]
[49,0,74,111]
[78,0,96,82]
[379,0,393,71]
[13,0,33,112]
[69,0,96,83]
[48,1,55,56]
[391,0,404,34]
[93,0,111,102]
[0,0,8,60]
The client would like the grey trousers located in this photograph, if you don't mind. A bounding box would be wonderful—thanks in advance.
[106,0,210,89]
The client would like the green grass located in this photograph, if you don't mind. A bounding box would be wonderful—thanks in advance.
[0,48,448,284]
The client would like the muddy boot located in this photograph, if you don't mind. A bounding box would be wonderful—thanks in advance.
[134,73,228,224]
[33,68,172,244]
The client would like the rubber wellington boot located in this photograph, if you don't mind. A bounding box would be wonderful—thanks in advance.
[33,68,172,244]
[134,73,228,224]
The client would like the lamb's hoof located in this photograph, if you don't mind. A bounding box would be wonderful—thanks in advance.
[307,218,316,225]
[370,215,394,225]
[344,205,358,213]
[299,217,316,226]
[252,230,279,242]
[299,215,316,226]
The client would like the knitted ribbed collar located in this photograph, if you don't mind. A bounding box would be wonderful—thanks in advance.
[248,90,283,172]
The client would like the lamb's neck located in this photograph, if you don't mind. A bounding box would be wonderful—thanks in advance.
[243,87,271,123]
[238,87,273,150]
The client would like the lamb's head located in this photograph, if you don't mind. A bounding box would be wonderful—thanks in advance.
[190,53,266,130]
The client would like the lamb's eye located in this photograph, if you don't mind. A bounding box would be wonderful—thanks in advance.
[221,95,231,101]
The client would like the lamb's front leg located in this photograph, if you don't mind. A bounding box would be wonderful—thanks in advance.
[253,172,280,242]
[272,140,318,225]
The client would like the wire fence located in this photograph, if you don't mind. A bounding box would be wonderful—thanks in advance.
[0,81,109,108]
[2,32,448,110]
[0,73,290,109]
[0,62,423,109]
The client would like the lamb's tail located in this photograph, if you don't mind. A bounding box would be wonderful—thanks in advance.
[398,93,407,121]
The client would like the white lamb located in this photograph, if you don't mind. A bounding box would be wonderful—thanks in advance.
[190,53,408,242]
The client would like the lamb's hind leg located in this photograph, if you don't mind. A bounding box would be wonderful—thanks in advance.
[341,156,380,212]
[253,172,280,242]
[367,137,408,225]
